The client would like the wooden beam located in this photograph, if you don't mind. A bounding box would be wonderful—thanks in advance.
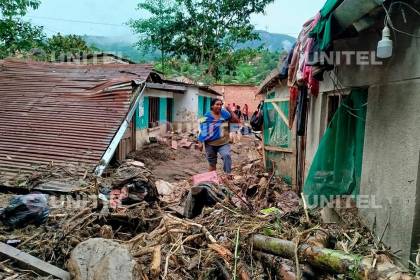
[0,242,70,280]
[146,83,187,92]
[264,98,289,103]
[264,146,293,153]
[271,102,289,128]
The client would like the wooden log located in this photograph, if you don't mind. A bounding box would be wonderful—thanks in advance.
[150,245,161,279]
[0,242,70,280]
[251,234,414,279]
[253,251,297,280]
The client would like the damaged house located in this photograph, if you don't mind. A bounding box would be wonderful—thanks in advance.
[0,59,155,185]
[136,80,221,147]
[0,59,220,187]
[258,0,420,267]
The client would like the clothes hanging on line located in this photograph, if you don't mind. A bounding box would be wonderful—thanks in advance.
[296,86,308,136]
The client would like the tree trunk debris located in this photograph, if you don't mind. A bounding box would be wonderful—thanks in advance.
[0,138,415,279]
[251,234,414,280]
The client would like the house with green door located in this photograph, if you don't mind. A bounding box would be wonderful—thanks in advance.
[135,79,221,147]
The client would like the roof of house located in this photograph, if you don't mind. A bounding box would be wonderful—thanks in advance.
[0,59,154,184]
[75,52,137,64]
[163,79,223,96]
[257,68,281,96]
[212,83,258,87]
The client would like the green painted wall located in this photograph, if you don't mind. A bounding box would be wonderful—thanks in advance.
[136,96,149,129]
[159,97,167,121]
[198,96,204,117]
[205,97,211,114]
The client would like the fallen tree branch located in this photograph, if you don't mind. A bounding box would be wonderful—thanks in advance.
[251,234,414,279]
[300,192,310,224]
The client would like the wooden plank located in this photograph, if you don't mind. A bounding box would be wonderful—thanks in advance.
[290,121,298,192]
[264,145,293,153]
[262,128,267,169]
[0,242,70,280]
[146,83,187,92]
[34,180,84,194]
[271,102,290,128]
[265,98,289,103]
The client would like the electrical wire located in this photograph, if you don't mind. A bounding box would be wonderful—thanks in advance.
[382,1,420,38]
[26,15,125,27]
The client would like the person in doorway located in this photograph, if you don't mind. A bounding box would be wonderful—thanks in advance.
[242,104,249,121]
[197,99,240,174]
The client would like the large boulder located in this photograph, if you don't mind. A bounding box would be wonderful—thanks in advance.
[67,238,141,280]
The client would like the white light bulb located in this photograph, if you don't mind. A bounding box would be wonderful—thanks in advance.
[377,26,393,59]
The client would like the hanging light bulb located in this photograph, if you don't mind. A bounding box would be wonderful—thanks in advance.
[377,25,393,58]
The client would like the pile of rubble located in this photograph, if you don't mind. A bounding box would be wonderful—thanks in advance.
[0,139,417,280]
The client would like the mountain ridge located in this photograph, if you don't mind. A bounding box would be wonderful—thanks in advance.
[83,30,296,62]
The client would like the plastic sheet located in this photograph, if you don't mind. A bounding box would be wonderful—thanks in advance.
[0,194,49,228]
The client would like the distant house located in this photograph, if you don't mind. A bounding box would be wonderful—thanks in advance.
[135,79,221,147]
[212,84,262,113]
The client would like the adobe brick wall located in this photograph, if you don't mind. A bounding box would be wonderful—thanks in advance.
[212,85,262,113]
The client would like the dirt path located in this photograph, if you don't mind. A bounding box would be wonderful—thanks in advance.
[130,135,261,183]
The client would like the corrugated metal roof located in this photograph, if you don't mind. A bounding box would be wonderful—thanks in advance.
[0,59,154,184]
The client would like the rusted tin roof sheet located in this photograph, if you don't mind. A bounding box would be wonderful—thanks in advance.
[0,59,153,184]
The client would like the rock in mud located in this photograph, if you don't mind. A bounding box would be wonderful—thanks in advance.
[67,238,141,280]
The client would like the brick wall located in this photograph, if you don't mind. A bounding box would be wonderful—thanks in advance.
[212,85,262,114]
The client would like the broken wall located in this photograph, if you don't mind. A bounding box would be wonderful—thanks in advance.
[173,88,218,133]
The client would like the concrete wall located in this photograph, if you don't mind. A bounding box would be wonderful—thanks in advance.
[305,93,326,176]
[360,81,420,265]
[303,10,420,265]
[173,87,219,133]
[145,88,174,98]
[174,87,198,123]
[272,82,290,99]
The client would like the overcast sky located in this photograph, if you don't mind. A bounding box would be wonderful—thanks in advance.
[24,0,326,38]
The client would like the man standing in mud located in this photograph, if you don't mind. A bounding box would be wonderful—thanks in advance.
[197,99,240,174]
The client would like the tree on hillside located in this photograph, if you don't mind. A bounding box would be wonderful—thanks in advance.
[129,0,179,72]
[0,0,45,58]
[130,0,275,78]
[153,49,282,85]
[45,33,97,61]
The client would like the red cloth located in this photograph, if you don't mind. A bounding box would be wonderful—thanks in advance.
[192,171,220,185]
[293,13,321,96]
[303,64,320,97]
